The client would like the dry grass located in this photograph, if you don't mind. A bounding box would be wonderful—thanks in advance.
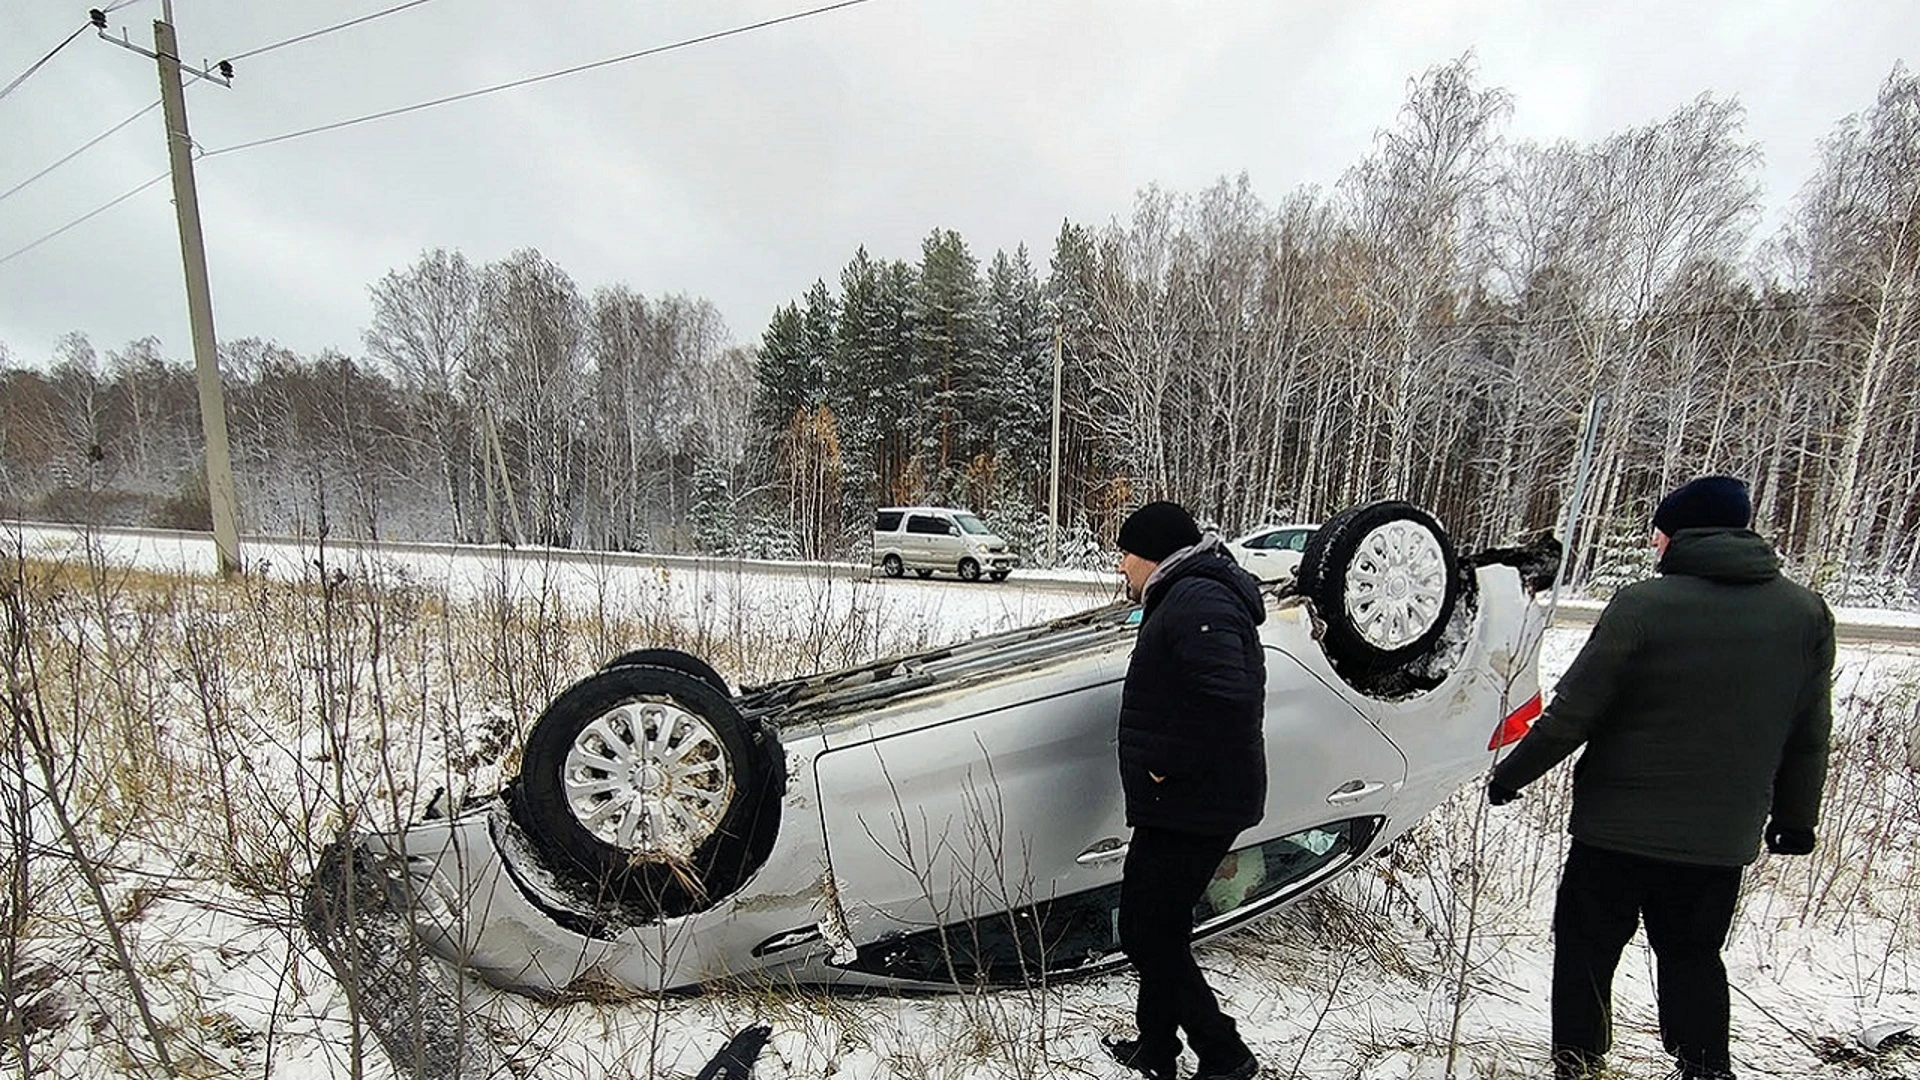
[1,536,1915,1079]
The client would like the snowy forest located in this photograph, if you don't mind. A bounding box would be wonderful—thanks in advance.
[1,58,1916,601]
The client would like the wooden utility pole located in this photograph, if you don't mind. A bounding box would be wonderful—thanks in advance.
[98,7,243,576]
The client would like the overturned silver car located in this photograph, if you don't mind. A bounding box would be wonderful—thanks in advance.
[353,502,1554,995]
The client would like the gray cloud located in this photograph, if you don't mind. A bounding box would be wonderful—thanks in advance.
[2,0,1913,365]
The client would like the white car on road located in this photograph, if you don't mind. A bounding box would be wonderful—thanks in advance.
[1226,522,1319,582]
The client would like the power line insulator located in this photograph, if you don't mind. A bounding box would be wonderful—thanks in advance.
[218,59,234,80]
[89,8,107,29]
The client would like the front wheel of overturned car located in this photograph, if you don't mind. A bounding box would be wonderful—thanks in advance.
[1297,501,1466,690]
[600,647,729,698]
[882,554,904,578]
[511,665,783,917]
[988,570,1009,582]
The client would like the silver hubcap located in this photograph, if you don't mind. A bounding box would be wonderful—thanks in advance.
[562,698,733,860]
[1342,520,1447,651]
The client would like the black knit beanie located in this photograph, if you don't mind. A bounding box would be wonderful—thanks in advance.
[1117,501,1201,562]
[1652,475,1751,534]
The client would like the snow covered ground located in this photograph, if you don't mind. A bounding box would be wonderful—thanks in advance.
[3,523,1917,1079]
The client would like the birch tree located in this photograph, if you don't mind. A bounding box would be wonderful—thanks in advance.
[1789,65,1920,575]
[364,249,482,540]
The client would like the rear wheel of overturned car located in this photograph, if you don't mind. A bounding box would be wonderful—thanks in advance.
[989,570,1010,582]
[958,558,982,582]
[511,665,782,917]
[1296,501,1464,688]
[914,568,933,579]
[882,554,904,578]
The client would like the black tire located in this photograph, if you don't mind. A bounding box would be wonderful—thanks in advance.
[989,570,1010,582]
[510,665,783,916]
[958,558,982,582]
[882,554,904,578]
[914,568,933,579]
[1297,501,1463,679]
[600,647,729,698]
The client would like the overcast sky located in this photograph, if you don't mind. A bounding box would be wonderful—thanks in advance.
[2,0,1914,367]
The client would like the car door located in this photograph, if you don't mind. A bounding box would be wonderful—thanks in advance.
[904,513,944,569]
[1272,528,1312,578]
[873,510,905,568]
[1236,529,1284,580]
[812,649,1131,979]
[1254,646,1407,839]
[926,512,964,570]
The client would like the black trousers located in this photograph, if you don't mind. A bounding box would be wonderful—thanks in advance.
[1118,825,1250,1069]
[1552,840,1743,1078]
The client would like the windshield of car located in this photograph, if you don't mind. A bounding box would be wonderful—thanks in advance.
[954,514,991,535]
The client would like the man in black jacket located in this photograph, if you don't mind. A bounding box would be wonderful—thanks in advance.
[1104,501,1265,1080]
[1490,476,1834,1080]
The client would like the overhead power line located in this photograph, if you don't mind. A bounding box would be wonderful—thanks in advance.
[0,0,384,209]
[204,0,880,158]
[0,170,169,269]
[1,0,146,104]
[1,0,880,270]
[219,0,445,63]
[0,99,162,206]
[0,23,89,104]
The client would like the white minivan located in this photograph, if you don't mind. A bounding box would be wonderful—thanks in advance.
[873,507,1019,582]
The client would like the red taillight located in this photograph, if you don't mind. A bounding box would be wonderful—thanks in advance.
[1489,692,1542,751]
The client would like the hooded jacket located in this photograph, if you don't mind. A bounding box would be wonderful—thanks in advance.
[1492,528,1834,866]
[1118,535,1268,834]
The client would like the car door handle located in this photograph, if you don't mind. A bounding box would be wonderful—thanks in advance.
[1326,779,1388,804]
[1076,838,1129,865]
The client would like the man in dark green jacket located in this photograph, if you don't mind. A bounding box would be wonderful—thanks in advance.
[1489,476,1833,1080]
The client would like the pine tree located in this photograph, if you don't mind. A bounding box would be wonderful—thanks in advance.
[877,258,920,501]
[828,249,887,507]
[984,245,1051,498]
[911,229,985,499]
[751,301,816,434]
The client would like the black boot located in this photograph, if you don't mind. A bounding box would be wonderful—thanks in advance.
[1103,1035,1179,1080]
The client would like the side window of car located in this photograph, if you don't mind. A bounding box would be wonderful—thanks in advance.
[875,511,903,533]
[1193,816,1379,925]
[907,515,945,535]
[1287,530,1311,552]
[832,816,1383,983]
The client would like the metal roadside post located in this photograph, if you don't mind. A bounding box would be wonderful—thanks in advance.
[1548,392,1609,624]
[1048,315,1063,568]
